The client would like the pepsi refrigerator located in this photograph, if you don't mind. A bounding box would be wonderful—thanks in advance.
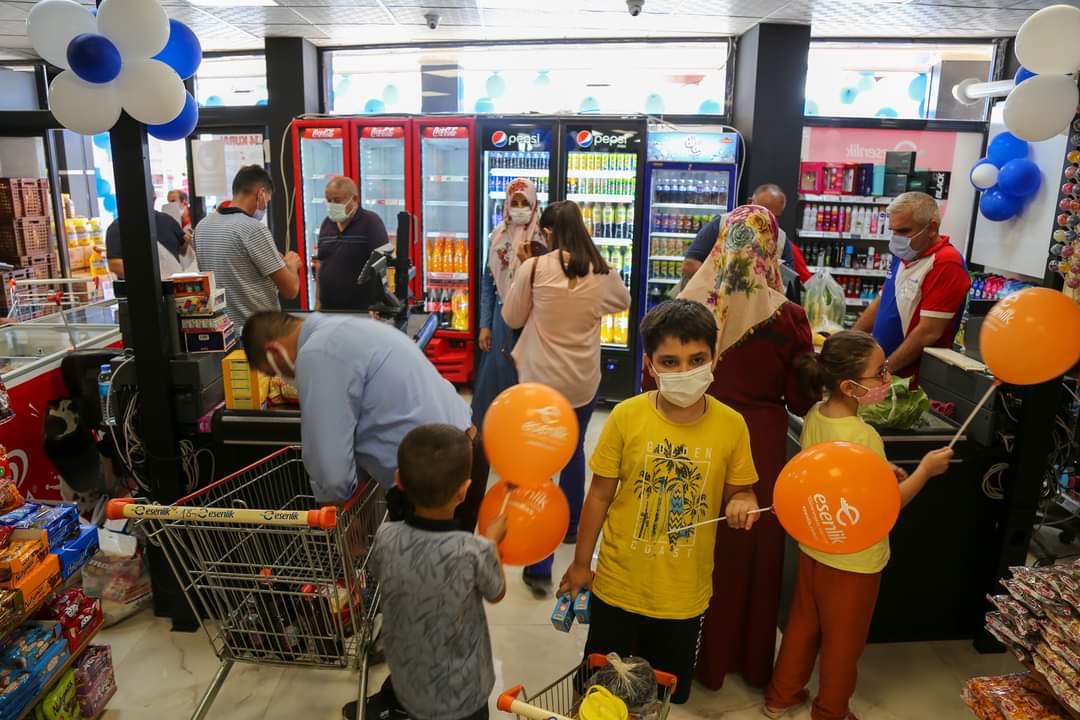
[562,119,648,403]
[640,126,740,318]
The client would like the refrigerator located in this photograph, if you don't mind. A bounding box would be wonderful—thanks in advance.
[355,118,414,242]
[562,119,647,403]
[291,119,353,309]
[641,127,740,319]
[414,118,477,384]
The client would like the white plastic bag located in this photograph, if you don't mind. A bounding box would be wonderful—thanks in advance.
[803,268,846,335]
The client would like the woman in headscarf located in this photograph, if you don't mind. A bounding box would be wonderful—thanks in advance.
[644,205,815,691]
[471,178,544,429]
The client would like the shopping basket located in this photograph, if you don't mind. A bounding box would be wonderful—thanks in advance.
[107,446,385,720]
[497,653,677,720]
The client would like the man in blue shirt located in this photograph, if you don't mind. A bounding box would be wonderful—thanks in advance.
[241,311,487,530]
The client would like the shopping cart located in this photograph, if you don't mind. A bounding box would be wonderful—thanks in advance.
[497,654,677,720]
[107,446,385,720]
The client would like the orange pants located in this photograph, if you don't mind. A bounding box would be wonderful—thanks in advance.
[765,552,881,720]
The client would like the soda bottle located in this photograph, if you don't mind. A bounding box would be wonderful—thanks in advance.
[658,178,669,203]
[600,314,614,344]
[582,204,593,235]
[427,238,439,273]
[443,237,455,272]
[602,204,614,239]
[458,290,469,331]
[442,288,454,326]
[614,205,627,240]
[626,206,634,238]
[98,364,114,427]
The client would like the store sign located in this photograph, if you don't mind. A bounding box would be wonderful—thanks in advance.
[488,129,548,152]
[424,126,468,139]
[303,127,343,139]
[571,129,634,149]
[363,127,404,139]
[647,131,738,164]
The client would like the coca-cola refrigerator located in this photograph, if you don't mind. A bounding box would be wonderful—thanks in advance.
[355,118,415,241]
[291,119,353,309]
[562,119,647,403]
[414,118,477,383]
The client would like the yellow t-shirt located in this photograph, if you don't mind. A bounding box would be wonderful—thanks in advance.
[799,403,890,574]
[589,392,758,620]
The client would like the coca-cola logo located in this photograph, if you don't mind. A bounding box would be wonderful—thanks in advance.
[369,127,396,137]
[309,128,338,138]
[432,127,462,138]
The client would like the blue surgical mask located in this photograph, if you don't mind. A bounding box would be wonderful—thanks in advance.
[889,225,927,262]
[253,207,266,222]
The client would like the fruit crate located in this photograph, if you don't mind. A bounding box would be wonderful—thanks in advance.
[0,179,50,220]
[0,218,50,262]
[20,255,57,280]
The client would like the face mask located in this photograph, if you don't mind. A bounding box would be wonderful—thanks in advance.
[327,202,352,224]
[252,192,267,222]
[266,347,295,379]
[849,380,891,406]
[655,364,713,408]
[889,225,927,262]
[509,207,532,225]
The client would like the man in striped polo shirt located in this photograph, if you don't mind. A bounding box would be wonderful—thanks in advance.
[194,165,301,329]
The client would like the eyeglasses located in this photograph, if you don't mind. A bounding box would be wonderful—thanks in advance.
[857,360,890,383]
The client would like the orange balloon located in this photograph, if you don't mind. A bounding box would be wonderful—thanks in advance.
[773,442,900,554]
[477,480,569,566]
[980,287,1080,385]
[482,383,579,488]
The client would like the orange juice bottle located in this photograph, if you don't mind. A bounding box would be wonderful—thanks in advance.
[443,237,455,274]
[600,314,613,344]
[428,238,441,273]
[454,239,466,274]
[616,310,629,345]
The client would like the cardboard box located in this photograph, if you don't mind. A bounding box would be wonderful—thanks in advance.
[885,151,916,174]
[884,173,909,196]
[182,321,236,353]
[223,349,269,410]
[551,594,574,632]
[15,554,60,612]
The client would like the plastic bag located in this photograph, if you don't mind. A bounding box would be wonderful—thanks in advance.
[81,546,151,626]
[858,377,929,430]
[587,654,658,712]
[802,269,845,335]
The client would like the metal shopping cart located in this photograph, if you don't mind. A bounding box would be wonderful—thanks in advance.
[107,446,385,720]
[497,654,677,720]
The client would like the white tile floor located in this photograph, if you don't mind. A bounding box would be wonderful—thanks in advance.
[94,407,1023,719]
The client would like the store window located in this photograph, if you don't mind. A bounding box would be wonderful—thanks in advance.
[0,66,40,111]
[190,132,266,212]
[326,49,423,115]
[194,54,268,108]
[805,43,995,122]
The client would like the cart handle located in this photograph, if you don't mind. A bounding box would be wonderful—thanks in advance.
[106,497,338,529]
[496,685,573,720]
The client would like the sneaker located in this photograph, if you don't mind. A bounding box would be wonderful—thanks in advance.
[522,571,553,599]
[762,689,809,719]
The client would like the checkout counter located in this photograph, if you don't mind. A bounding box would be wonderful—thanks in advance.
[781,347,1017,648]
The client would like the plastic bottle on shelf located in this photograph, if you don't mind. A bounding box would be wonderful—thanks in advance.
[428,238,441,273]
[581,204,593,235]
[614,205,627,240]
[626,206,634,239]
[869,211,879,236]
[878,211,890,236]
[453,239,466,274]
[90,246,108,277]
[442,237,454,273]
[615,311,628,345]
[602,204,614,239]
[98,364,115,426]
[802,205,813,230]
[600,314,613,344]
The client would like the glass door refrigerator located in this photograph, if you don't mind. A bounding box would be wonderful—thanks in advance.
[291,120,353,309]
[563,119,647,403]
[641,127,740,319]
[355,118,413,238]
[414,118,477,383]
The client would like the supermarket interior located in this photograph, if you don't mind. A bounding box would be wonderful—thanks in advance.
[1,1,1080,719]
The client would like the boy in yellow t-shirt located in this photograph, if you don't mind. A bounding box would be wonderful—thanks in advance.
[560,299,759,704]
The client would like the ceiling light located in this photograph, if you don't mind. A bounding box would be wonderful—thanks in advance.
[188,0,278,7]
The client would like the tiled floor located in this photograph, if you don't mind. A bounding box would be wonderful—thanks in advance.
[95,407,1022,719]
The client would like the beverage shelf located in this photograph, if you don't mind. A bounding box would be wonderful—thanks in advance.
[593,238,633,247]
[568,169,637,179]
[649,277,680,285]
[800,194,893,205]
[567,194,634,204]
[363,174,404,181]
[807,265,889,278]
[427,175,468,182]
[652,202,724,211]
[846,298,874,306]
[426,231,468,238]
[363,199,406,207]
[489,168,548,178]
[424,200,470,207]
[650,255,684,262]
[650,231,697,238]
[797,229,890,241]
[601,342,629,350]
[427,272,469,281]
[489,191,550,201]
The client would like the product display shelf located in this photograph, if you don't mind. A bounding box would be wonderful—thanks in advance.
[797,229,890,241]
[799,194,893,205]
[13,622,102,720]
[807,266,889,278]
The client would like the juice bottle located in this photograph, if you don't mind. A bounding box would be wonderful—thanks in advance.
[443,238,455,274]
[616,310,629,345]
[581,204,593,235]
[90,247,108,277]
[428,238,441,273]
[600,314,613,344]
[454,239,466,274]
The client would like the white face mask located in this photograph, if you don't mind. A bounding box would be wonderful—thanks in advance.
[252,191,268,222]
[654,364,713,408]
[327,202,353,224]
[509,207,532,225]
[265,347,295,380]
[888,225,927,262]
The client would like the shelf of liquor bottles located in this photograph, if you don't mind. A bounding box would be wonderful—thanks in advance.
[797,230,890,241]
[799,194,893,205]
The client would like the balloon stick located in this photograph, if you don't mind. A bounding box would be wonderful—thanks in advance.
[947,381,999,450]
[667,506,772,536]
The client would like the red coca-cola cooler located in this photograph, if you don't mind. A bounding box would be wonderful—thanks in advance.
[413,118,477,384]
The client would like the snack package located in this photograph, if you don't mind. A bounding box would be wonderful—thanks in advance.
[0,484,22,515]
[963,674,1070,720]
[74,645,115,718]
[803,269,846,335]
[1032,654,1080,714]
[14,504,79,551]
[32,668,77,720]
[0,537,48,588]
[551,594,574,633]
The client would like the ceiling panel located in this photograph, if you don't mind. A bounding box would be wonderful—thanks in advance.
[0,3,25,21]
[200,6,307,24]
[386,0,483,6]
[387,6,481,25]
[237,23,329,38]
[291,5,391,23]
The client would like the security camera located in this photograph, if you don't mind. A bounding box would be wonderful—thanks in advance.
[627,0,644,16]
[424,12,440,29]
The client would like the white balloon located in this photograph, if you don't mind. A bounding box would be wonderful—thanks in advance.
[49,71,121,135]
[96,0,170,60]
[27,0,96,70]
[1015,4,1080,75]
[117,59,185,125]
[1004,74,1080,142]
[970,163,999,190]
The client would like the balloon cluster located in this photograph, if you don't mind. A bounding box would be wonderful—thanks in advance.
[969,132,1041,222]
[1001,5,1080,143]
[27,0,202,140]
[1051,143,1080,291]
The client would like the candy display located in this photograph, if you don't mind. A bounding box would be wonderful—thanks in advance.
[31,668,77,720]
[16,554,60,613]
[0,537,49,588]
[36,589,102,653]
[73,646,114,718]
[1051,143,1080,294]
[55,526,98,581]
[13,505,79,552]
[963,673,1070,720]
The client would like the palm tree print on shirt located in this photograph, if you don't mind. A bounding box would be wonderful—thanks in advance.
[632,439,711,552]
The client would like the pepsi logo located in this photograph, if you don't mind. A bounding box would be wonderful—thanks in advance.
[492,131,508,147]
[575,130,594,148]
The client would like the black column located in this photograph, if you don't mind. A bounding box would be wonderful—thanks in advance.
[266,37,320,308]
[732,23,811,237]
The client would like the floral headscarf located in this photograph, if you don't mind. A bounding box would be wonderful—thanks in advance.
[488,178,544,299]
[678,204,786,358]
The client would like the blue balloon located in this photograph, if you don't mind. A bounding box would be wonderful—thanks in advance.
[255,98,267,106]
[997,158,1042,198]
[148,93,198,141]
[152,19,202,81]
[535,71,551,88]
[103,195,116,214]
[987,131,1029,168]
[979,188,1022,221]
[363,98,385,114]
[66,33,121,84]
[804,99,819,116]
[1015,66,1037,85]
[699,99,721,114]
[839,87,858,104]
[908,74,928,102]
[92,134,110,150]
[382,84,399,104]
[204,95,224,107]
[875,107,899,118]
[918,100,926,118]
[644,93,665,115]
[95,177,110,196]
[474,97,495,113]
[857,76,874,92]
[486,73,505,99]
